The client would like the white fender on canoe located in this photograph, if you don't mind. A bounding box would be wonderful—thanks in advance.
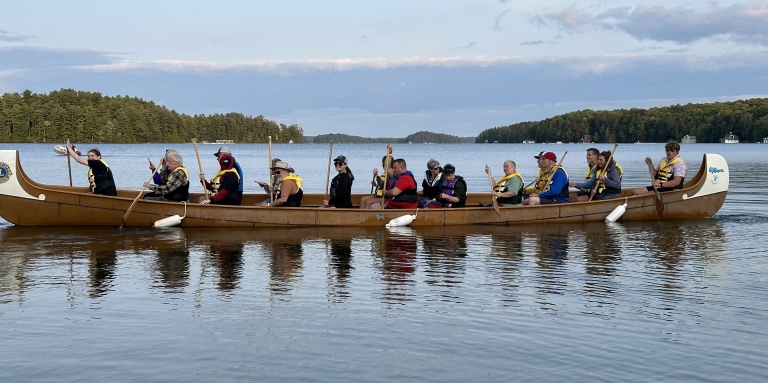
[605,198,628,223]
[385,209,418,228]
[154,202,187,227]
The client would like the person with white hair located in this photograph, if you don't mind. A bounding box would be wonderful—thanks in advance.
[144,151,190,202]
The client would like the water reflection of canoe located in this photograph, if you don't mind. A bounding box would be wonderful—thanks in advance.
[0,149,729,227]
[53,145,80,156]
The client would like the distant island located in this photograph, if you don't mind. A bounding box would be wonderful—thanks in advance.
[309,131,475,144]
[1,89,766,144]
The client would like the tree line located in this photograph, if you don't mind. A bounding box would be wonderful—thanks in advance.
[476,98,768,143]
[0,89,304,143]
[313,131,470,144]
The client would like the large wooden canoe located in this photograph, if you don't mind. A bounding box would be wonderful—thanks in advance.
[0,150,728,227]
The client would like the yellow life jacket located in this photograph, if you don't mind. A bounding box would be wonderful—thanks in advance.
[275,173,305,203]
[494,172,524,193]
[210,168,239,193]
[585,164,596,182]
[171,165,189,180]
[526,168,551,194]
[281,174,304,192]
[655,157,686,183]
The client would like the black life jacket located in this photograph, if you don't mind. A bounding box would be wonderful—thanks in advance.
[422,170,444,198]
[88,159,116,196]
[391,172,417,203]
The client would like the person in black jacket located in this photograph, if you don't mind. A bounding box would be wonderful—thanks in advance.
[324,155,355,208]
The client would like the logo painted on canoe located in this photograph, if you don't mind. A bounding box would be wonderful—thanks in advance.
[711,174,719,184]
[0,162,12,184]
[709,167,724,174]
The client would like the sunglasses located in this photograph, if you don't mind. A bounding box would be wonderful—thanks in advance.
[334,162,344,166]
[430,166,440,170]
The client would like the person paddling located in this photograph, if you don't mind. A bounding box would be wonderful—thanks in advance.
[66,139,117,196]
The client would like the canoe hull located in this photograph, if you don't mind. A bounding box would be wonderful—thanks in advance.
[0,150,729,227]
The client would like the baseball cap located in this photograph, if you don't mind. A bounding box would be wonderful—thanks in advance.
[214,147,231,157]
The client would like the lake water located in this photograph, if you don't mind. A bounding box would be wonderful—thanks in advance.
[1,142,767,382]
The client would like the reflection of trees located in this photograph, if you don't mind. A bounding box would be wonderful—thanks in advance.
[268,241,303,295]
[89,250,117,298]
[208,243,244,292]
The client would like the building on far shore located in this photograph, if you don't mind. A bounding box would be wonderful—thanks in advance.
[764,137,768,144]
[581,135,592,144]
[720,132,739,144]
[682,135,696,144]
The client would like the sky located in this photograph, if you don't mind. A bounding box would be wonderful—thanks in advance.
[1,0,767,137]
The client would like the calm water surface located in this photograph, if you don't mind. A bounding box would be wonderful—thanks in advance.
[1,143,767,382]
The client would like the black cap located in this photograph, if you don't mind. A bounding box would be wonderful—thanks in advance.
[333,155,347,164]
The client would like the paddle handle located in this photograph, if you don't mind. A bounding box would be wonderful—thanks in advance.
[122,156,164,227]
[381,145,392,209]
[486,166,500,215]
[268,136,273,202]
[66,140,73,187]
[191,138,210,199]
[589,144,618,201]
[325,140,333,201]
[543,151,568,192]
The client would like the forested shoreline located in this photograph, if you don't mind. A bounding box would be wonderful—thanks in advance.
[0,89,304,143]
[3,89,767,144]
[477,99,768,144]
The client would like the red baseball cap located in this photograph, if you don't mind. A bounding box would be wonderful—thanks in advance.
[540,152,557,162]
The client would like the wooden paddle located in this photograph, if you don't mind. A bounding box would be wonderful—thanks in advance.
[647,160,665,217]
[191,138,210,200]
[381,145,392,209]
[485,166,501,216]
[66,140,73,187]
[121,156,164,228]
[370,173,377,194]
[268,136,274,202]
[589,144,618,201]
[325,140,334,202]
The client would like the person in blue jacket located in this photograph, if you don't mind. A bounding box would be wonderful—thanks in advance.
[523,151,569,205]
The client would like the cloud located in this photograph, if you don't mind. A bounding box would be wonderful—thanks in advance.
[494,9,510,31]
[532,2,768,46]
[0,46,116,70]
[520,40,545,45]
[448,42,477,52]
[0,28,33,42]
